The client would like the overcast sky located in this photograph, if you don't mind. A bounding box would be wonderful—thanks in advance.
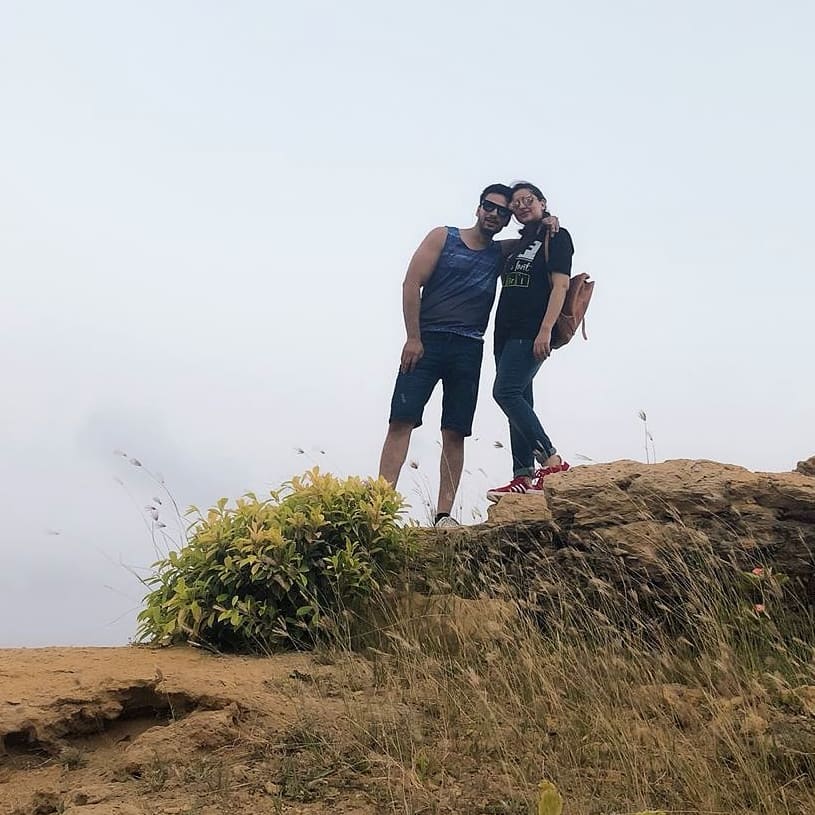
[1,1,813,646]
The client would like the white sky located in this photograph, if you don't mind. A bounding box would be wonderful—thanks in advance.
[1,1,813,646]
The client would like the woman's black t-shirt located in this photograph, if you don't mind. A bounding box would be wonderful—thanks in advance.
[494,223,574,352]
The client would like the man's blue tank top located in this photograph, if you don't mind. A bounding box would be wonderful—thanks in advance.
[419,227,503,340]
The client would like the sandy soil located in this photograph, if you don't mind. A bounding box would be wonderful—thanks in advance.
[0,645,375,815]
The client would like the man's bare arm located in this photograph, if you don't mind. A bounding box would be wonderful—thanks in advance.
[400,227,446,372]
[542,214,560,234]
[497,214,560,257]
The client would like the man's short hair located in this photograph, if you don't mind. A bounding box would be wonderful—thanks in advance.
[510,181,545,201]
[480,183,513,202]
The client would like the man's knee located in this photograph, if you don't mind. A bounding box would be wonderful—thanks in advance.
[386,420,415,439]
[441,427,465,447]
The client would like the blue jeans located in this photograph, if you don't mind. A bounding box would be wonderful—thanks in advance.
[493,339,557,477]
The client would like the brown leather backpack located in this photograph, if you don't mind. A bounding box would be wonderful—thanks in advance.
[542,230,595,350]
[552,272,594,349]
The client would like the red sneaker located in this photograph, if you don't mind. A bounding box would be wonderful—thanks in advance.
[487,476,532,502]
[532,461,570,488]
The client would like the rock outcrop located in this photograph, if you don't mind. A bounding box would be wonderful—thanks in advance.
[419,458,815,621]
[797,455,815,477]
[492,458,815,577]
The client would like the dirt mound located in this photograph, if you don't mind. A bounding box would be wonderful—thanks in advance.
[0,647,358,815]
[3,458,815,814]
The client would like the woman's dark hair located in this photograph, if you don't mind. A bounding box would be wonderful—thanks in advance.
[510,181,545,201]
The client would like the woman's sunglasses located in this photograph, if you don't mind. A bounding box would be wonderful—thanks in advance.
[479,199,512,219]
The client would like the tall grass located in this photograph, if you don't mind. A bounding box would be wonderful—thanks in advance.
[317,523,815,815]
[114,451,814,812]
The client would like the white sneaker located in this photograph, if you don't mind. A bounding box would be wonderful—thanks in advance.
[434,515,460,529]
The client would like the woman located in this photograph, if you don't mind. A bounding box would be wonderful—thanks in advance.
[487,182,573,500]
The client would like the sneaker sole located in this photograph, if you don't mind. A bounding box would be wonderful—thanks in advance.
[486,489,529,502]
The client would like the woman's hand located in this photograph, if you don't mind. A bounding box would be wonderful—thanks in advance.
[533,329,552,361]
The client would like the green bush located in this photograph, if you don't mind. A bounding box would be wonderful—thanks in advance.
[136,469,413,652]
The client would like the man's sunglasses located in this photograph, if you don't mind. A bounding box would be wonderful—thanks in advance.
[480,199,512,219]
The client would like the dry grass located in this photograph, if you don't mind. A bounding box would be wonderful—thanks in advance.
[12,550,806,815]
[293,532,815,815]
[108,453,813,813]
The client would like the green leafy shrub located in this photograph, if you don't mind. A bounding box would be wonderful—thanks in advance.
[137,469,413,652]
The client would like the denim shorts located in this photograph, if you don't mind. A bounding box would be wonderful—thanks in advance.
[388,331,483,437]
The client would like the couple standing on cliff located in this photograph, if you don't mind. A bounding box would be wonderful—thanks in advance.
[378,182,576,528]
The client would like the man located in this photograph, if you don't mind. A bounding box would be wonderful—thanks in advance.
[377,184,558,527]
